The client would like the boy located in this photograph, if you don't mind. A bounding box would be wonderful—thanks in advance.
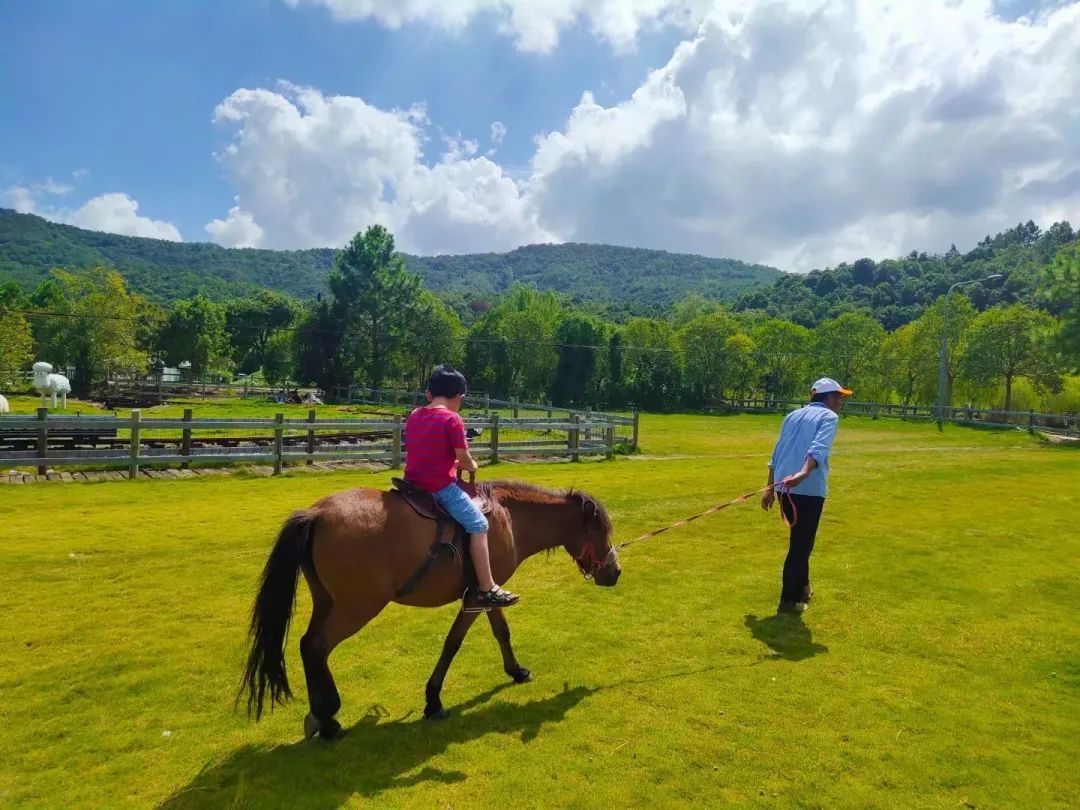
[404,365,520,611]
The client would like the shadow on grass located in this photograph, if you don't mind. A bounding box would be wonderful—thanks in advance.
[159,682,597,809]
[744,613,828,661]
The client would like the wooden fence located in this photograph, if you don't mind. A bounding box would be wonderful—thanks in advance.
[0,408,634,476]
[704,398,1080,435]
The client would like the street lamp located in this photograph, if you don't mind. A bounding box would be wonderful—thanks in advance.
[936,274,1004,430]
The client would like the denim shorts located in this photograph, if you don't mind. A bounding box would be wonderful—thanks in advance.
[432,482,489,534]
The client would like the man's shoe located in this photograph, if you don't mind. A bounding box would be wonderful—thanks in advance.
[802,585,814,604]
[463,586,520,613]
[777,600,807,615]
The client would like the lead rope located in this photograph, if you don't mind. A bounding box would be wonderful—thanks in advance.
[613,478,798,556]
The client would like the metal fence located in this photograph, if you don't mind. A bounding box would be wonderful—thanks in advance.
[704,398,1080,435]
[0,407,636,477]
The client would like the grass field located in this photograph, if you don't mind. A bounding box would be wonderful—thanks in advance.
[1,413,1077,808]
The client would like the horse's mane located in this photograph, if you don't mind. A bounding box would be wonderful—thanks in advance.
[488,479,612,531]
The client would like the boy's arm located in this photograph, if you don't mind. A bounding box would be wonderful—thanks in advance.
[448,414,476,472]
[455,447,478,472]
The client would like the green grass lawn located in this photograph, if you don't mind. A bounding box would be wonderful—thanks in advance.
[1,414,1077,808]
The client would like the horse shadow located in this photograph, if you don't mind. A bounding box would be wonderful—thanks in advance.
[159,683,596,809]
[744,613,828,661]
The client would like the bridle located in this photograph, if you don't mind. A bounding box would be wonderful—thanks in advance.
[571,516,618,580]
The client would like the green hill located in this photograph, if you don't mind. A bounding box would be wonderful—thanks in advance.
[0,208,782,307]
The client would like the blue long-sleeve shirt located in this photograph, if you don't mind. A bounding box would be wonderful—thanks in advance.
[768,402,839,498]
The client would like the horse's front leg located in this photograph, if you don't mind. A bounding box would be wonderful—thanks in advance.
[424,609,481,720]
[487,608,532,684]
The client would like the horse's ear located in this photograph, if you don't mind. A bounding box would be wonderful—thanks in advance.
[580,495,597,518]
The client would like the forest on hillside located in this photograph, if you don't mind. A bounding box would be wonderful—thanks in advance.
[3,223,1078,415]
[0,209,780,309]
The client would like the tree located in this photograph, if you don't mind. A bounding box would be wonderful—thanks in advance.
[551,314,606,406]
[910,293,976,406]
[621,318,683,410]
[490,285,562,400]
[882,323,923,406]
[960,304,1062,411]
[261,331,295,388]
[464,311,512,399]
[811,312,886,395]
[1045,242,1080,372]
[33,269,149,395]
[293,300,351,395]
[723,332,758,401]
[0,307,33,388]
[677,311,739,405]
[751,319,811,401]
[225,291,302,374]
[158,296,231,377]
[330,225,420,390]
[400,290,466,390]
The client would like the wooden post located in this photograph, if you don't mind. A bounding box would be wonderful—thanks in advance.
[512,401,520,418]
[273,412,284,475]
[547,401,553,419]
[632,409,640,451]
[181,408,192,469]
[490,413,500,463]
[36,407,48,476]
[569,413,581,462]
[605,417,614,460]
[392,414,403,468]
[128,409,141,479]
[1028,409,1036,435]
[306,409,316,466]
[484,393,490,413]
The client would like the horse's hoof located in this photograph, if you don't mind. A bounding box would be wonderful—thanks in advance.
[319,720,346,741]
[511,667,533,684]
[305,713,345,741]
[424,706,448,721]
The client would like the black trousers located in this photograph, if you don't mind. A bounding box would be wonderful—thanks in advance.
[780,493,825,603]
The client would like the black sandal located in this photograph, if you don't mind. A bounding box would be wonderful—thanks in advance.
[463,586,520,612]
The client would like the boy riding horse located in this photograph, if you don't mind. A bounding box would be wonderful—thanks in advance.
[404,365,520,612]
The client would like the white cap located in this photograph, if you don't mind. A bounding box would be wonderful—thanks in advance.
[811,377,853,396]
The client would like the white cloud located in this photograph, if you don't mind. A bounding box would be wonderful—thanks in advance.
[282,0,707,53]
[65,193,183,241]
[3,183,182,242]
[206,205,264,248]
[206,83,549,253]
[214,1,1080,270]
[523,0,1080,269]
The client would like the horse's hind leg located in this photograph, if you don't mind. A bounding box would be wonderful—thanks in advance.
[300,591,381,741]
[424,609,481,720]
[487,608,532,684]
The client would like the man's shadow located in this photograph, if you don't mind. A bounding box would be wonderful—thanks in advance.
[159,683,596,809]
[744,613,828,661]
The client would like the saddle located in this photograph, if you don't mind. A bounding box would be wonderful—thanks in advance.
[390,472,493,599]
[390,472,494,520]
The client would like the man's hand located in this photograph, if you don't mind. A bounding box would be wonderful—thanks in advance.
[761,489,775,510]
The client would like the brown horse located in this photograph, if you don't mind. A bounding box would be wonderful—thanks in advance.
[240,480,621,740]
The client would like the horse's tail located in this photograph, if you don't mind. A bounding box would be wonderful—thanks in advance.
[239,509,312,720]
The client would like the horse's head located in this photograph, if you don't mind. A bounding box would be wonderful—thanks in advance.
[566,492,621,587]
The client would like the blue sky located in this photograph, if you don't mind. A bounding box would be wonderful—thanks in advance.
[2,1,1077,271]
[0,0,681,240]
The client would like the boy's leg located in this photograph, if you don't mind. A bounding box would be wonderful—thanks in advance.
[433,484,512,599]
[468,531,496,592]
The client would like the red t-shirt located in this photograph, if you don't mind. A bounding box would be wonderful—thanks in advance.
[404,406,468,492]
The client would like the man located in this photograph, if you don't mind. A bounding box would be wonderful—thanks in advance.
[761,377,852,614]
